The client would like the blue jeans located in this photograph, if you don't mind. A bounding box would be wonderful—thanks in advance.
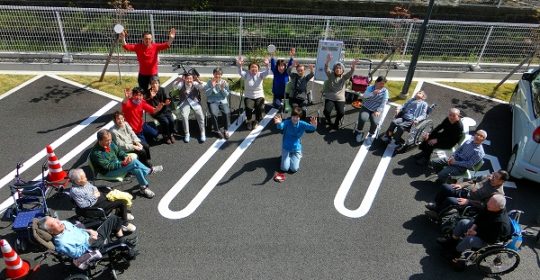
[104,158,150,187]
[430,158,467,183]
[281,149,302,172]
[136,123,159,145]
[356,106,381,134]
[453,218,486,252]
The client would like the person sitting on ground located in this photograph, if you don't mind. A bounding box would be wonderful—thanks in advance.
[90,129,162,198]
[122,87,163,145]
[425,170,508,216]
[236,56,271,130]
[37,215,126,260]
[171,73,206,143]
[204,67,231,140]
[145,76,176,144]
[380,90,428,149]
[354,76,389,144]
[414,108,463,166]
[430,129,487,184]
[272,107,317,183]
[322,53,358,131]
[110,111,153,168]
[270,47,294,110]
[437,194,512,269]
[69,168,135,233]
[287,60,315,118]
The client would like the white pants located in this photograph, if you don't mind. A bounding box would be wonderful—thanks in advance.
[177,102,205,136]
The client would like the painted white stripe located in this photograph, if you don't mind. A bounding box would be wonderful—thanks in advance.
[426,81,508,104]
[0,74,44,101]
[334,104,391,218]
[0,100,118,191]
[159,108,279,219]
[0,121,115,214]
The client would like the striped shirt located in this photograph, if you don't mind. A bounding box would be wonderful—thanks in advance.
[452,139,485,169]
[362,85,389,112]
[401,98,428,122]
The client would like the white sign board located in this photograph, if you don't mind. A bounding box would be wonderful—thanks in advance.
[314,40,345,81]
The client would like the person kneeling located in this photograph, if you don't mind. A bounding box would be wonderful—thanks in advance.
[273,107,317,183]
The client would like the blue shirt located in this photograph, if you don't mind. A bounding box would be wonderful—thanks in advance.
[277,119,316,151]
[453,139,485,169]
[271,57,293,98]
[54,221,90,258]
[400,98,428,122]
[362,85,389,113]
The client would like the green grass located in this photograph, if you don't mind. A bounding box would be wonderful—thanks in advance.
[0,75,35,95]
[439,82,517,102]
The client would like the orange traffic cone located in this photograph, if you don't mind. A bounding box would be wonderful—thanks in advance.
[46,145,67,183]
[1,239,30,280]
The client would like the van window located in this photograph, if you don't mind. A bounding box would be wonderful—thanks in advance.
[531,71,540,118]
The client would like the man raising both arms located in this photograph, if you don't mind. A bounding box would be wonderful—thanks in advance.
[120,28,176,90]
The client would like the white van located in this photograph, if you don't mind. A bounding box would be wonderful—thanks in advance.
[508,68,540,183]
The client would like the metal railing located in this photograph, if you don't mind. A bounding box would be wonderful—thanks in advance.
[0,5,538,66]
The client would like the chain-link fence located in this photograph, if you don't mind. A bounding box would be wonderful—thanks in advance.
[0,5,538,66]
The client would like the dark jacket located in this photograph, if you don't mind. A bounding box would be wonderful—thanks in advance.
[429,118,463,149]
[475,208,513,244]
[145,87,172,117]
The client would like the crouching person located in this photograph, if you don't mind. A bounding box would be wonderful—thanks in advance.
[273,107,317,182]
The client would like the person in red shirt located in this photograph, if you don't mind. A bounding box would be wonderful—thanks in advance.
[122,87,163,145]
[120,28,176,90]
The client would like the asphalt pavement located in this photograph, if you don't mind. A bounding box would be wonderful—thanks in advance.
[0,75,539,280]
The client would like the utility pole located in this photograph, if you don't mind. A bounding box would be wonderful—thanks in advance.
[400,0,435,99]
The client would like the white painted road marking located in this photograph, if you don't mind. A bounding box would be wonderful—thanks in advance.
[0,100,118,191]
[334,104,391,218]
[0,121,115,214]
[159,108,278,220]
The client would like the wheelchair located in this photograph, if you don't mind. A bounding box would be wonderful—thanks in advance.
[454,210,524,277]
[31,218,138,280]
[390,103,437,153]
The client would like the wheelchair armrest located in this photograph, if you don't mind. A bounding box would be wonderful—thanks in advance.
[75,207,110,220]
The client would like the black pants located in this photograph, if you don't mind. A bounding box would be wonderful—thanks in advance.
[137,74,153,91]
[323,99,345,127]
[91,215,123,250]
[289,97,308,117]
[154,113,175,137]
[131,143,152,168]
[244,97,265,122]
[92,195,129,225]
[418,140,453,160]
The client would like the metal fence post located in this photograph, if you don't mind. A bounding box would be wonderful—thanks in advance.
[55,10,72,63]
[471,25,494,71]
[398,22,414,68]
[238,17,243,57]
[150,13,155,37]
[324,19,330,40]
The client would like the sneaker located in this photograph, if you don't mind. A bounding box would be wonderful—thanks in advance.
[364,134,374,145]
[140,187,155,199]
[216,131,224,139]
[150,165,163,175]
[183,134,190,143]
[200,135,206,143]
[246,120,253,130]
[127,213,135,221]
[121,223,136,233]
[425,202,437,211]
[355,131,364,143]
[224,131,230,139]
[169,135,175,144]
[273,172,286,183]
[380,134,390,143]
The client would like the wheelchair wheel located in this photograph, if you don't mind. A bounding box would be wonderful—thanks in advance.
[411,119,434,146]
[476,248,520,277]
[64,273,90,280]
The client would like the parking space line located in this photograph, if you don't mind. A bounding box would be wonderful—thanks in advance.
[0,121,115,214]
[334,104,391,218]
[0,100,118,191]
[159,108,279,220]
[0,74,44,101]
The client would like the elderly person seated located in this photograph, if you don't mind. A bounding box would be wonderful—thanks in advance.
[430,129,487,184]
[425,170,508,216]
[110,111,154,168]
[437,194,513,269]
[89,129,162,198]
[37,215,127,267]
[69,168,135,233]
[380,90,428,149]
